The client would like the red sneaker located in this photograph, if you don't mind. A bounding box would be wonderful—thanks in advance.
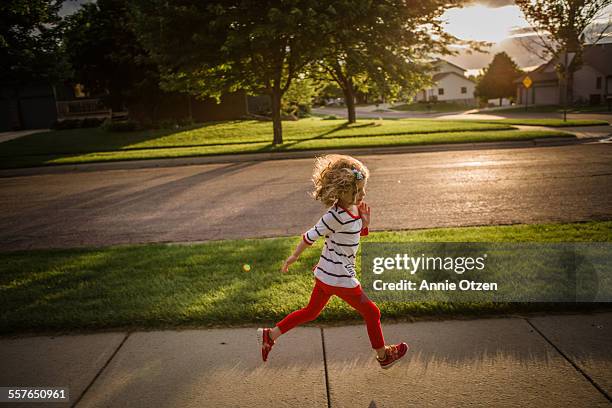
[257,328,275,362]
[376,342,409,369]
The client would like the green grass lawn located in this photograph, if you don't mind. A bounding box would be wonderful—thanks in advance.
[477,105,612,114]
[0,118,572,169]
[391,102,475,112]
[472,119,609,127]
[3,129,570,168]
[1,221,610,335]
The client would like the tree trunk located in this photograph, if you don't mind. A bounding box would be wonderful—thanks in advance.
[187,94,193,121]
[499,97,502,106]
[11,86,23,130]
[343,82,356,124]
[271,88,283,145]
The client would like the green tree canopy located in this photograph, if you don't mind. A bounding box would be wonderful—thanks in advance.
[475,52,523,105]
[62,0,162,113]
[132,0,337,144]
[313,0,477,123]
[0,0,67,85]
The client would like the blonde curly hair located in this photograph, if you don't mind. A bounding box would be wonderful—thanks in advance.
[311,154,370,207]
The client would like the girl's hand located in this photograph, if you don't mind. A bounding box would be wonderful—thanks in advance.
[281,254,299,273]
[358,201,371,228]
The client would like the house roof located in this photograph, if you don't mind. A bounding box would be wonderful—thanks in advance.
[434,58,467,73]
[514,67,558,84]
[582,43,612,76]
[433,71,475,83]
[514,43,612,84]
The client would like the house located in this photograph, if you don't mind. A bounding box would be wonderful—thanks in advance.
[515,43,612,106]
[413,59,476,104]
[0,83,63,132]
[0,80,251,132]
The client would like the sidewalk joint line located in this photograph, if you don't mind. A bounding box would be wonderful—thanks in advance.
[524,318,612,403]
[320,327,331,408]
[71,331,131,408]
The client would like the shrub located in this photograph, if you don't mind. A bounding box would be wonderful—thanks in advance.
[177,117,195,127]
[156,119,179,129]
[81,117,104,128]
[51,119,83,130]
[322,115,338,120]
[101,119,139,132]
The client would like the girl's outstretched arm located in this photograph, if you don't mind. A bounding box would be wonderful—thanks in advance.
[282,209,342,273]
[281,240,310,273]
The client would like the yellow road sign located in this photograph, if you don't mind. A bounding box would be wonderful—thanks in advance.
[522,76,533,89]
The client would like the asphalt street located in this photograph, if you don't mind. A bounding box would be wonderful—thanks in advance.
[1,143,611,251]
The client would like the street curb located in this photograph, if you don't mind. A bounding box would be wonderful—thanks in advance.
[0,135,587,177]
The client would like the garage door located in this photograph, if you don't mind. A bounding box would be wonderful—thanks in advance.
[534,86,558,105]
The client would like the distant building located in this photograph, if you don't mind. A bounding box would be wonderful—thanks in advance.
[487,98,512,107]
[515,43,612,106]
[0,81,252,132]
[413,59,476,104]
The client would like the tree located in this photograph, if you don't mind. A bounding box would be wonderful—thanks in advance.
[0,0,67,85]
[475,52,523,106]
[62,0,163,114]
[282,76,319,117]
[0,0,68,129]
[314,0,473,123]
[515,0,612,105]
[132,1,337,144]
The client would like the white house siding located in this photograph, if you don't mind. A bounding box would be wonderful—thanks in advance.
[533,85,558,105]
[573,65,606,104]
[436,61,465,77]
[488,98,512,106]
[415,74,475,103]
[435,75,475,102]
[517,87,534,105]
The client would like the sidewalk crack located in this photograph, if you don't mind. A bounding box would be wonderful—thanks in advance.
[320,327,331,408]
[72,331,131,408]
[524,318,611,403]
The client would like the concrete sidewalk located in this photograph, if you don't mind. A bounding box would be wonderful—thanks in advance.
[1,313,611,407]
[0,129,50,144]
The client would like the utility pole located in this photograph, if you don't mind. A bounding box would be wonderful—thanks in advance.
[563,50,568,122]
[562,49,576,123]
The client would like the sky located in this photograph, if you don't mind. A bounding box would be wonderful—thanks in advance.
[442,3,530,44]
[441,0,612,73]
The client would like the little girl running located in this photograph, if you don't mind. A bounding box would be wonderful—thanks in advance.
[257,154,408,369]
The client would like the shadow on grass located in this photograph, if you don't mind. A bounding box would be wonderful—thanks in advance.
[0,237,312,333]
[0,121,352,168]
[1,237,610,334]
[0,120,352,159]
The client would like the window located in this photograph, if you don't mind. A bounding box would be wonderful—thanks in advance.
[461,87,467,94]
[74,83,87,98]
[596,77,602,89]
[438,88,444,95]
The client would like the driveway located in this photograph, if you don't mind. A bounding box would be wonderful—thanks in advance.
[313,106,612,122]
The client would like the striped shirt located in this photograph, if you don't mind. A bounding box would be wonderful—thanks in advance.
[302,204,369,288]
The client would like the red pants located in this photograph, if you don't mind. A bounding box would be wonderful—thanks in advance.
[276,278,385,349]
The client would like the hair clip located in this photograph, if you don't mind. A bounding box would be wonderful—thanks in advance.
[351,168,364,180]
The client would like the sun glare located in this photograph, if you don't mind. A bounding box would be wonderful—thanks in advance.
[442,5,529,44]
